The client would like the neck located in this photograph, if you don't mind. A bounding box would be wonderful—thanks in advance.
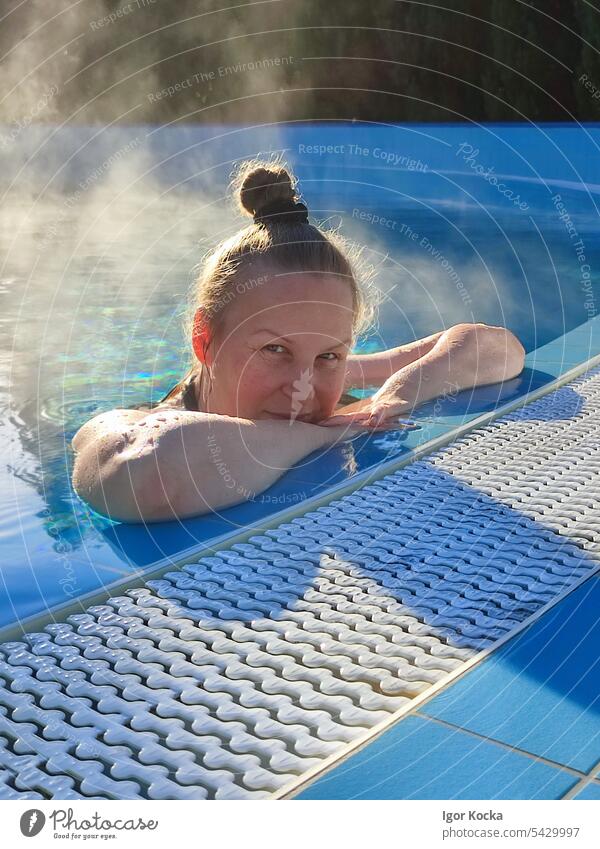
[193,363,210,412]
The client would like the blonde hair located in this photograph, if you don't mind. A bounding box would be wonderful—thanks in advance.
[173,158,381,404]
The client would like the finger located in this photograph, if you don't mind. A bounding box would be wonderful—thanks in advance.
[317,413,372,427]
[365,401,396,424]
[317,411,419,433]
[360,416,417,431]
[369,415,419,431]
[388,420,420,430]
[366,408,387,428]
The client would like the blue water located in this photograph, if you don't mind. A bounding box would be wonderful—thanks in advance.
[1,122,599,629]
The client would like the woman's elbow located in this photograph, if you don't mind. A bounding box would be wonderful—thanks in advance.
[451,323,525,384]
[482,324,525,382]
[502,328,526,379]
[71,438,166,523]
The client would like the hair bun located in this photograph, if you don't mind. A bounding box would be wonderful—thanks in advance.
[237,161,302,220]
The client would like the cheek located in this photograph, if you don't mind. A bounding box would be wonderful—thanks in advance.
[236,354,280,400]
[316,371,346,410]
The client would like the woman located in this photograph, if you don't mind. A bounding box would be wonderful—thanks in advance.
[71,160,525,523]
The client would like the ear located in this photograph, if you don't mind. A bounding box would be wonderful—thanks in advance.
[192,308,212,363]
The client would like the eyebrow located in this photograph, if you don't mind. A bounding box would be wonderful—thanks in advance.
[250,328,353,347]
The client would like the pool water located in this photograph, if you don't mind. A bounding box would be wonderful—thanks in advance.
[1,122,599,628]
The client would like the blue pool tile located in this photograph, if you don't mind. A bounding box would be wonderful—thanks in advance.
[530,318,600,363]
[534,346,600,367]
[295,716,577,800]
[573,782,600,800]
[523,357,584,381]
[421,577,600,773]
[523,321,600,377]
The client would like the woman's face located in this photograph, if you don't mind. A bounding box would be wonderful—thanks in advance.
[199,273,355,423]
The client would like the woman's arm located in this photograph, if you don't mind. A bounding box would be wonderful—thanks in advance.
[324,323,526,424]
[383,323,525,408]
[72,411,372,523]
[344,330,445,391]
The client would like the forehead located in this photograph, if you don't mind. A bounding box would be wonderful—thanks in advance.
[223,273,355,338]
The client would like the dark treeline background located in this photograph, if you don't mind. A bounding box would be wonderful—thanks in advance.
[1,0,600,125]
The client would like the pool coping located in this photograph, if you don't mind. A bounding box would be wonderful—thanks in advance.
[2,350,600,644]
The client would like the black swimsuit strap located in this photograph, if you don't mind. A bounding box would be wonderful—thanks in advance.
[180,370,200,411]
[157,367,198,410]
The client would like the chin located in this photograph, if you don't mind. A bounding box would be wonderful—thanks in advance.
[264,411,292,421]
[262,410,315,423]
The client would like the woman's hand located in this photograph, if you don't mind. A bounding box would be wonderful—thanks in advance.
[316,378,418,430]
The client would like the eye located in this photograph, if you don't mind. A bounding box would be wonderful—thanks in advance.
[263,344,287,354]
[262,345,344,362]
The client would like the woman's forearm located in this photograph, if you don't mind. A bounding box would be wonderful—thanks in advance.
[377,324,526,412]
[109,411,356,522]
[344,331,445,390]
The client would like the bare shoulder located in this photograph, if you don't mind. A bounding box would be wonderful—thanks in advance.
[71,408,149,454]
[72,404,211,457]
[71,406,221,522]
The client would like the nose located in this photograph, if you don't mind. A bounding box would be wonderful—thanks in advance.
[273,366,318,419]
[280,365,316,403]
